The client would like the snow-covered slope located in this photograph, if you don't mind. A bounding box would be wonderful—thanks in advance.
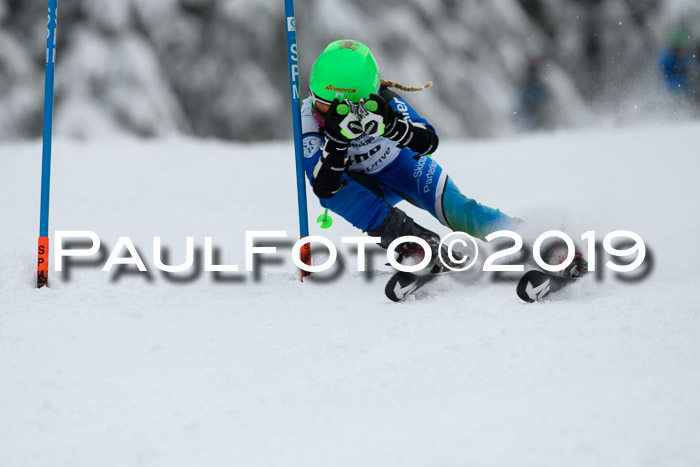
[1,123,699,466]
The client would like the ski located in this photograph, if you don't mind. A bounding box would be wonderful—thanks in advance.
[387,267,583,303]
[516,269,580,303]
[384,247,471,302]
[384,271,438,302]
[384,263,461,302]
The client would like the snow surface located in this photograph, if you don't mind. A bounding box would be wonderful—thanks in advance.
[1,123,700,466]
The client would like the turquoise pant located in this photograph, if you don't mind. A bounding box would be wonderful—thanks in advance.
[441,177,519,240]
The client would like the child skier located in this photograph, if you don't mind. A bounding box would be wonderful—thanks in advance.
[301,39,583,276]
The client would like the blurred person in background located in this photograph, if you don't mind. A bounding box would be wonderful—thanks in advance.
[514,56,553,131]
[658,27,699,101]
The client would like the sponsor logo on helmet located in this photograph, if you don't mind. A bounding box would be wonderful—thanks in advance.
[338,41,359,51]
[326,85,356,93]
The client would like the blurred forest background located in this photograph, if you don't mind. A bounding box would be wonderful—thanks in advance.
[1,0,699,142]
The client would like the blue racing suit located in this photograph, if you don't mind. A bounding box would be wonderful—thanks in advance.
[301,89,518,241]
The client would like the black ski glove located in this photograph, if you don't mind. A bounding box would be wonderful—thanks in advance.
[323,99,364,146]
[312,100,361,199]
[361,93,439,158]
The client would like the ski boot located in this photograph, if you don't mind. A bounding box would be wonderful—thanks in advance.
[540,241,588,278]
[367,206,465,276]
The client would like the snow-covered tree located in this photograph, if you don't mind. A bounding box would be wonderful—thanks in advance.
[0,0,698,141]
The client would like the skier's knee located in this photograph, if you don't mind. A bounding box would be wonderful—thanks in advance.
[366,207,415,248]
[365,206,441,249]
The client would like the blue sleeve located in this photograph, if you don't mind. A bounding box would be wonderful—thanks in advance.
[384,92,437,134]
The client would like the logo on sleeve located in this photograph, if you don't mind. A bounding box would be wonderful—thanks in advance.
[303,136,322,158]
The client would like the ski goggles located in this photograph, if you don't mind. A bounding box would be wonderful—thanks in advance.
[311,95,332,120]
[310,95,330,127]
[310,91,370,120]
[310,91,347,121]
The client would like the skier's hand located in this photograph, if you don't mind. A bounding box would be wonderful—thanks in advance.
[362,93,439,158]
[360,93,402,138]
[322,99,363,149]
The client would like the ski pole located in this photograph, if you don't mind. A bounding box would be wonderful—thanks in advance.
[37,0,59,288]
[284,0,312,280]
[316,208,332,229]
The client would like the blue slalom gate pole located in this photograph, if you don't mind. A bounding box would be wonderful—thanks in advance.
[284,0,311,280]
[37,0,59,288]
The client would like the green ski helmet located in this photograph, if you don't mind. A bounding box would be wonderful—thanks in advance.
[309,39,380,105]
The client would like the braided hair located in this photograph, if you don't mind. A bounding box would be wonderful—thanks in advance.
[380,79,433,92]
